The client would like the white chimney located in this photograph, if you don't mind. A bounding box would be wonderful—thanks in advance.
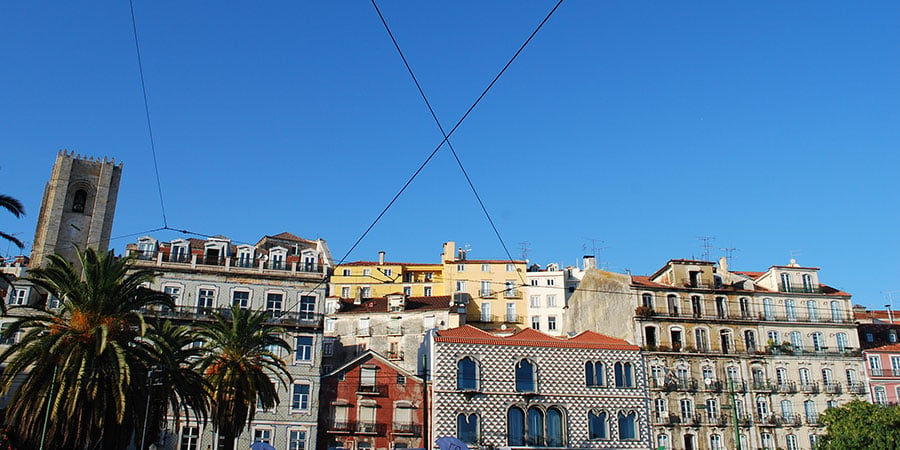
[378,251,385,265]
[583,255,596,270]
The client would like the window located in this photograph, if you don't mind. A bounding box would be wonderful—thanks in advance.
[891,355,900,374]
[875,386,888,405]
[197,288,215,313]
[506,303,517,322]
[508,406,563,447]
[768,330,779,345]
[785,299,796,321]
[530,295,540,307]
[383,268,392,277]
[457,264,465,272]
[799,368,811,386]
[266,292,283,316]
[695,328,709,352]
[867,332,875,342]
[423,315,435,330]
[299,295,316,320]
[340,286,350,298]
[530,279,538,286]
[667,294,679,316]
[588,410,607,440]
[761,433,774,450]
[680,398,694,421]
[457,414,478,444]
[781,399,794,419]
[763,298,774,320]
[72,189,88,212]
[812,332,824,352]
[363,268,372,276]
[481,302,492,322]
[481,264,490,272]
[836,333,848,352]
[830,300,842,322]
[402,286,411,296]
[531,316,540,330]
[756,396,769,419]
[709,434,722,450]
[691,295,702,318]
[164,286,182,304]
[424,286,432,296]
[802,274,814,291]
[547,316,557,331]
[807,300,819,321]
[360,367,377,393]
[614,362,634,388]
[480,280,492,297]
[892,331,898,343]
[291,383,310,411]
[618,411,636,440]
[506,263,515,272]
[744,330,757,353]
[457,357,478,390]
[585,361,604,387]
[804,400,818,423]
[288,430,307,450]
[790,332,802,351]
[323,340,334,356]
[456,280,467,292]
[508,407,526,445]
[656,434,670,450]
[295,336,313,362]
[739,297,751,318]
[342,268,351,276]
[504,280,517,298]
[715,296,727,319]
[702,366,714,382]
[388,317,401,335]
[358,318,370,336]
[397,374,406,385]
[232,290,250,309]
[642,293,653,308]
[179,426,199,450]
[546,295,557,307]
[515,359,536,392]
[324,318,336,333]
[253,428,272,444]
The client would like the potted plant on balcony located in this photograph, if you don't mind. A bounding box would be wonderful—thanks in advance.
[634,305,655,317]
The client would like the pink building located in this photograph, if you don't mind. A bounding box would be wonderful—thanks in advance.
[864,343,900,405]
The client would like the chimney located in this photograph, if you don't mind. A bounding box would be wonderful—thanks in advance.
[583,255,596,270]
[378,251,385,265]
[719,256,728,273]
[457,247,466,261]
[887,305,894,324]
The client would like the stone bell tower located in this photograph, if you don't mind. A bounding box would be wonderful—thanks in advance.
[30,150,123,268]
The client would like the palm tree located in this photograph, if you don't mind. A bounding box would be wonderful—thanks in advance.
[135,319,211,448]
[196,304,292,450]
[0,247,172,449]
[0,193,25,250]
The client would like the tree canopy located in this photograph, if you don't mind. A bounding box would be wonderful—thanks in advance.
[819,400,900,450]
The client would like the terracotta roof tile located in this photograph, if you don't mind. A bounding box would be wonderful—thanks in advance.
[867,343,900,353]
[435,325,639,350]
[332,296,453,314]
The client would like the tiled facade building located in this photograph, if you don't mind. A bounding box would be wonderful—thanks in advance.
[566,258,865,450]
[318,351,426,450]
[127,232,333,450]
[430,326,651,449]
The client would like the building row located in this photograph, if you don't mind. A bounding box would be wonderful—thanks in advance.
[3,152,899,450]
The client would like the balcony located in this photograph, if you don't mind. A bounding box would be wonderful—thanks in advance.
[357,384,387,396]
[869,368,900,378]
[824,382,842,394]
[799,382,819,394]
[473,314,524,324]
[652,412,680,426]
[779,283,822,294]
[781,415,803,427]
[637,309,852,324]
[756,414,780,427]
[128,250,325,276]
[387,350,404,360]
[775,382,797,394]
[702,379,723,392]
[806,414,822,427]
[848,382,867,394]
[751,380,776,393]
[356,422,387,434]
[392,423,422,436]
[703,414,728,427]
[141,306,322,327]
[328,422,354,434]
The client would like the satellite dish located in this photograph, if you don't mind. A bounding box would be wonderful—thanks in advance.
[704,378,712,386]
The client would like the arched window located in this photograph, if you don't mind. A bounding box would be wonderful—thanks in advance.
[546,407,564,447]
[508,407,525,446]
[515,359,536,392]
[836,333,848,352]
[457,357,478,390]
[744,330,757,354]
[527,408,545,446]
[709,434,723,450]
[790,331,802,351]
[784,299,797,321]
[763,298,775,320]
[781,399,794,419]
[667,294,679,316]
[802,274,814,292]
[811,332,824,352]
[739,297,751,319]
[830,301,842,322]
[614,362,634,388]
[755,396,769,419]
[585,361,604,387]
[691,295,702,318]
[641,293,653,308]
[656,434,670,449]
[807,300,819,321]
[457,413,479,444]
[72,189,87,213]
[617,411,636,440]
[695,328,709,352]
[588,411,609,439]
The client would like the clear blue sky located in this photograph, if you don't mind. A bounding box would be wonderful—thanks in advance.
[2,2,898,308]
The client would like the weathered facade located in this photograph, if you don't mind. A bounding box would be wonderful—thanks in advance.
[430,326,651,449]
[524,263,583,336]
[127,232,332,450]
[566,258,865,450]
[318,351,426,450]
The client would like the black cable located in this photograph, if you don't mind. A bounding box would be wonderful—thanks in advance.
[370,0,567,288]
[128,0,169,228]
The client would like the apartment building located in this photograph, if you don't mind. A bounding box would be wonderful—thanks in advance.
[567,258,865,450]
[524,262,584,336]
[127,232,333,450]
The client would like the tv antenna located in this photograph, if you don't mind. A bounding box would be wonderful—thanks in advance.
[519,241,531,261]
[721,246,738,267]
[697,236,715,261]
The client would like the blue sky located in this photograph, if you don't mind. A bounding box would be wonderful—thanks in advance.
[2,2,898,308]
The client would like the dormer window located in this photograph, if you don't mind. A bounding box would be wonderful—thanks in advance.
[72,189,87,213]
[137,237,157,260]
[302,250,317,272]
[780,273,792,292]
[802,274,814,293]
[170,240,188,263]
[269,247,287,270]
[689,271,702,288]
[236,246,254,268]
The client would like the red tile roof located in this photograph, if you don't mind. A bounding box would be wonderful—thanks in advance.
[332,296,453,314]
[733,271,766,279]
[434,325,639,350]
[338,261,439,267]
[866,343,900,353]
[856,310,900,324]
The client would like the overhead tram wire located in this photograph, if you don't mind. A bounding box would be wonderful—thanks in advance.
[277,2,566,317]
[128,0,168,229]
[370,0,566,287]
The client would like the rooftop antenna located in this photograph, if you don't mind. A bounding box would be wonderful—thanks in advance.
[583,238,609,267]
[884,291,899,323]
[789,249,802,263]
[721,246,738,268]
[519,241,531,261]
[697,236,715,261]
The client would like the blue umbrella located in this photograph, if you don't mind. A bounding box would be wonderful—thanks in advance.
[435,436,469,450]
[250,442,277,450]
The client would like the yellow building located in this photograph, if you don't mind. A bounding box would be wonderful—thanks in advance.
[330,241,528,330]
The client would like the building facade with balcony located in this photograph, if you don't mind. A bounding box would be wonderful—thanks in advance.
[318,350,425,450]
[126,232,332,450]
[330,250,444,300]
[430,326,650,450]
[863,343,900,406]
[322,293,465,377]
[566,258,864,450]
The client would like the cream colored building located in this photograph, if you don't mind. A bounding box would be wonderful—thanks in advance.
[567,258,864,450]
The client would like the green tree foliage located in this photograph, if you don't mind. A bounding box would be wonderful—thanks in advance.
[196,304,292,450]
[819,400,900,450]
[0,248,172,449]
[0,194,25,250]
